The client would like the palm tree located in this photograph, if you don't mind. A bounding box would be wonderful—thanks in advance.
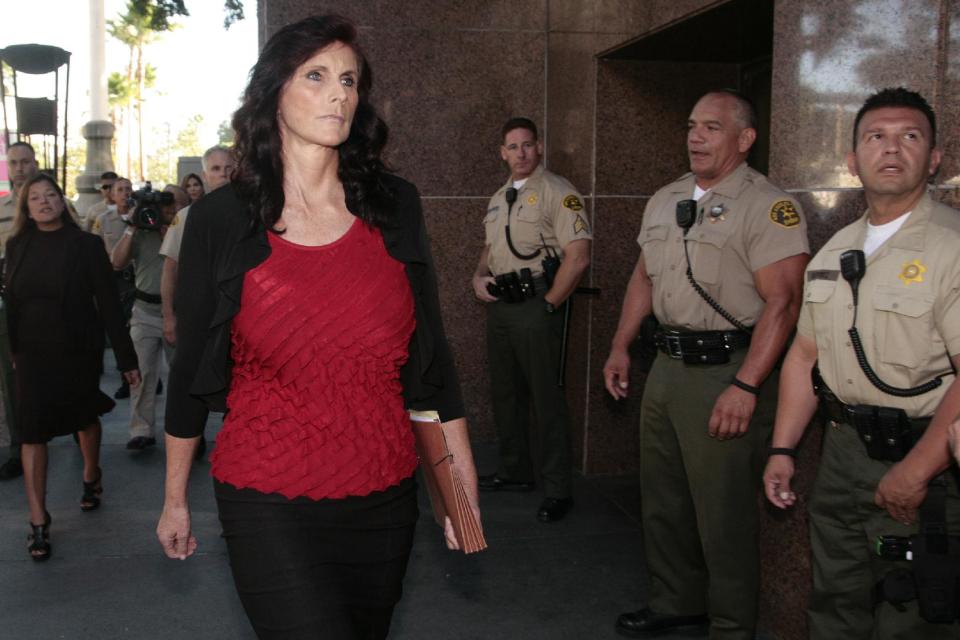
[108,1,170,180]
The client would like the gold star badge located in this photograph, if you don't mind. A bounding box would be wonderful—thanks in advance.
[527,193,538,206]
[899,259,926,285]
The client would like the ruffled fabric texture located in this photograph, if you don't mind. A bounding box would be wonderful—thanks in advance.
[212,220,418,500]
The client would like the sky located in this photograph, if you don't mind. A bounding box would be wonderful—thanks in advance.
[3,0,258,157]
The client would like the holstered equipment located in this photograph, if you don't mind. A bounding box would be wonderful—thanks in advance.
[816,378,930,463]
[874,477,960,623]
[653,327,751,365]
[487,270,548,304]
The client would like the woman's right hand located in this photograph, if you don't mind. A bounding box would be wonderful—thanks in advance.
[157,502,197,560]
[123,369,142,388]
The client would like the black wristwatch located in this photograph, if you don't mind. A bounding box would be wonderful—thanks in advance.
[545,301,557,314]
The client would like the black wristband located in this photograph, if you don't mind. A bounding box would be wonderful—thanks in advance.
[731,376,761,395]
[768,447,797,458]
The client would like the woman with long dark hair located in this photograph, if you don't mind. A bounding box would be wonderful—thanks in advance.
[156,14,481,639]
[6,174,139,561]
[180,173,205,203]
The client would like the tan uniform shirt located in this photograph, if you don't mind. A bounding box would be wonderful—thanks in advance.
[84,200,109,232]
[131,230,164,296]
[159,205,190,261]
[92,207,129,254]
[638,162,809,330]
[0,193,17,255]
[484,164,592,276]
[798,193,960,418]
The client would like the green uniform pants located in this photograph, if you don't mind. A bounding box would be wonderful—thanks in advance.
[640,350,776,640]
[809,421,960,639]
[486,294,571,498]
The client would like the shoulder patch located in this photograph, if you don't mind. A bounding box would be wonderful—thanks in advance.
[92,218,101,233]
[769,200,800,228]
[563,194,584,212]
[170,214,180,227]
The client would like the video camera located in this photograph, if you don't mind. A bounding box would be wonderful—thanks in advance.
[127,182,174,231]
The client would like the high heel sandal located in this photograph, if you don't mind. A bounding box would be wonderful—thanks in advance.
[81,467,102,512]
[27,511,51,561]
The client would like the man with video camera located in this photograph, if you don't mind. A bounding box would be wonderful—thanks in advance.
[110,182,178,451]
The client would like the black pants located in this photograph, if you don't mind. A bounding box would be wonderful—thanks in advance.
[215,477,418,640]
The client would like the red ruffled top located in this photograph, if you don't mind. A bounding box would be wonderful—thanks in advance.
[210,219,417,500]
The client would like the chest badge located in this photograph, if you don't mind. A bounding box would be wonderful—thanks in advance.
[526,193,539,206]
[898,259,926,285]
[708,203,726,223]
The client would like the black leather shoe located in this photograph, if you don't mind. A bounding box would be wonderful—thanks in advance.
[114,381,130,399]
[537,497,572,522]
[126,436,157,451]
[615,608,708,637]
[478,473,535,492]
[0,457,23,480]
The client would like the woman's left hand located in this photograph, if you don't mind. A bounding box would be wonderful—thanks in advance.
[123,369,142,388]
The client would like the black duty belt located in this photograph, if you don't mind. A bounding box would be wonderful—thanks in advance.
[134,289,161,304]
[492,272,549,304]
[818,386,930,462]
[654,328,751,365]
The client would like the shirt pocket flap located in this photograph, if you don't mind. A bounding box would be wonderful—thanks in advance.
[873,286,934,318]
[805,280,837,304]
[639,224,670,246]
[688,225,731,249]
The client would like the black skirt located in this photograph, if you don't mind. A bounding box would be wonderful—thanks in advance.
[214,476,418,640]
[15,344,114,444]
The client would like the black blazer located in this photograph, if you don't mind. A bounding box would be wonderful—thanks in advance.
[165,177,465,438]
[4,225,138,371]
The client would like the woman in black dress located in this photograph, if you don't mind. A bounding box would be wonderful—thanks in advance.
[5,174,140,561]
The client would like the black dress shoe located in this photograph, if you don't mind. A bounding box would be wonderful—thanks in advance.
[537,497,572,522]
[615,608,708,637]
[477,473,535,492]
[0,457,23,479]
[114,381,130,399]
[126,436,157,451]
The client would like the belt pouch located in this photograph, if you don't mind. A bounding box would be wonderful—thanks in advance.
[852,405,885,460]
[876,407,911,462]
[496,272,523,303]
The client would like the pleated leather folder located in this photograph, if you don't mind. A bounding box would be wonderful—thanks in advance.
[410,410,488,554]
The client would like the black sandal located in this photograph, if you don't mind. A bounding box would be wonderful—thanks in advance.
[27,511,51,561]
[81,467,102,512]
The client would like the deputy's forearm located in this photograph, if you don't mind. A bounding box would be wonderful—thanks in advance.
[770,337,819,449]
[545,239,590,306]
[474,246,491,278]
[610,257,653,353]
[734,293,801,388]
[904,360,960,482]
